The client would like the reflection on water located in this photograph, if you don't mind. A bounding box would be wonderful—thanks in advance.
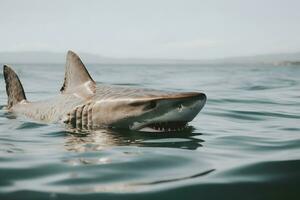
[64,128,204,153]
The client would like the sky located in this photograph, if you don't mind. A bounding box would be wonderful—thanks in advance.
[0,0,300,59]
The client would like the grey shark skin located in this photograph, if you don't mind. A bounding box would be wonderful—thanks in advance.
[3,51,206,132]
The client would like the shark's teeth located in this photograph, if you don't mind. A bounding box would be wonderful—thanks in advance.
[145,121,188,132]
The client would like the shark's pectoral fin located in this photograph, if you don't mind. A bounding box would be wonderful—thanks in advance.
[3,65,27,109]
[60,50,96,98]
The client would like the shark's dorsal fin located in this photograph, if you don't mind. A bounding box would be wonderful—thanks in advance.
[60,51,96,98]
[3,65,27,109]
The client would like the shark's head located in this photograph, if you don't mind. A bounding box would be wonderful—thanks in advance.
[90,88,206,132]
[61,51,206,132]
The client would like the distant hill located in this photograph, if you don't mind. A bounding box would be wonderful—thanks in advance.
[0,51,300,65]
[217,52,300,65]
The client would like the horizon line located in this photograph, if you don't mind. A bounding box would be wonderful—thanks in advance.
[0,50,300,62]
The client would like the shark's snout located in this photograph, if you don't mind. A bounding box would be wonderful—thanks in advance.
[129,92,206,132]
[156,92,206,122]
[197,93,207,101]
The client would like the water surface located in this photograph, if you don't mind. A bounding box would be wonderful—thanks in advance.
[0,63,299,200]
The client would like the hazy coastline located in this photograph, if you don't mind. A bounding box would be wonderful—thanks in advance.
[1,51,300,65]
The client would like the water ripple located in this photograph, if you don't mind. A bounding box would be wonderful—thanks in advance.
[0,64,299,199]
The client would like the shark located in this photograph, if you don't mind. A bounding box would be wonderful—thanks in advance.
[2,51,206,132]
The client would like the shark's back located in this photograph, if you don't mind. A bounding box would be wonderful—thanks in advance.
[94,84,201,101]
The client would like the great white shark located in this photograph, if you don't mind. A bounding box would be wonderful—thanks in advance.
[3,51,206,132]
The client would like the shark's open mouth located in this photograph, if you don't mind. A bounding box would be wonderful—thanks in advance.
[138,121,188,132]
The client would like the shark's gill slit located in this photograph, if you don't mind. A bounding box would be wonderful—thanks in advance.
[82,104,88,129]
[87,103,93,129]
[76,105,83,129]
[70,109,76,127]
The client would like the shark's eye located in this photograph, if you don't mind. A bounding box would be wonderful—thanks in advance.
[144,101,157,110]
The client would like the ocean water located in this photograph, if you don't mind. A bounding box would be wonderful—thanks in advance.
[0,63,299,200]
